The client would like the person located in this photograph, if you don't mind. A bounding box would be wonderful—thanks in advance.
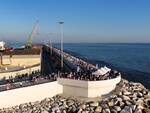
[20,82,23,87]
[77,65,80,73]
[6,83,10,90]
[96,64,99,69]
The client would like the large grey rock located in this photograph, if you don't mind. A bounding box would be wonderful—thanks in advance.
[113,106,121,112]
[119,101,125,107]
[95,106,102,113]
[56,109,61,113]
[143,108,150,113]
[41,110,49,113]
[80,104,86,110]
[77,108,82,113]
[60,98,66,102]
[144,99,150,108]
[116,97,122,102]
[67,99,75,106]
[51,106,59,112]
[62,110,67,113]
[130,105,136,111]
[124,91,132,95]
[137,92,143,97]
[125,100,132,106]
[108,100,114,107]
[102,108,111,113]
[100,103,108,109]
[81,110,89,113]
[134,108,142,113]
[72,105,77,112]
[110,109,117,113]
[120,106,132,113]
[89,107,95,112]
[121,95,130,101]
[89,102,99,107]
[136,99,144,108]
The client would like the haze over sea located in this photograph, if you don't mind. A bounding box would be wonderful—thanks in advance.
[10,42,150,89]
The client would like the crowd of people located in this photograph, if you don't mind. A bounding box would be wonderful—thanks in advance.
[59,69,121,81]
[51,47,121,80]
[0,69,121,92]
[0,70,53,91]
[52,48,96,71]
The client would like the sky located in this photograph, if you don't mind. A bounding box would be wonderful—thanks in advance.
[0,0,150,43]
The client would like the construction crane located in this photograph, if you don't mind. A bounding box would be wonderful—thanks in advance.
[25,21,39,49]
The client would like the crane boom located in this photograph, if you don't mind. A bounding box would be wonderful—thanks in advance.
[26,21,39,48]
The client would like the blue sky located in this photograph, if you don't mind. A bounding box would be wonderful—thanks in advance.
[0,0,150,43]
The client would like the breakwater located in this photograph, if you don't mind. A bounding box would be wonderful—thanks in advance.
[0,79,149,113]
[0,45,149,113]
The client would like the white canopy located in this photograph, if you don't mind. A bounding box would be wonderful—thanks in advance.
[92,69,103,75]
[104,66,111,72]
[92,66,111,75]
[101,67,108,74]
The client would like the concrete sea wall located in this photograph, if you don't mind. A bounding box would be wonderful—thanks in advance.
[0,79,149,113]
[58,76,121,98]
[2,55,40,66]
[0,81,63,108]
[0,76,121,108]
[0,65,40,79]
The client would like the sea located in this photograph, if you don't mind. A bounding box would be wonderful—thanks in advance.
[10,43,150,89]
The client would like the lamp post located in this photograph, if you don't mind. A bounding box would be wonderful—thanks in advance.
[49,40,52,55]
[58,22,64,70]
[48,33,53,55]
[50,40,52,55]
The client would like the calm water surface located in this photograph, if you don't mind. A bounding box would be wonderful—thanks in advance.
[57,43,150,88]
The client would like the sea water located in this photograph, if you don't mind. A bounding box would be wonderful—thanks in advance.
[56,43,150,88]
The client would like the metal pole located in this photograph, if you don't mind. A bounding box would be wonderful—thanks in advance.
[50,40,52,55]
[49,40,50,52]
[58,22,64,69]
[49,40,52,55]
[0,53,1,67]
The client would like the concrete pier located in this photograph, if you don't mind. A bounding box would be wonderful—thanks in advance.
[0,45,121,108]
[57,76,121,98]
